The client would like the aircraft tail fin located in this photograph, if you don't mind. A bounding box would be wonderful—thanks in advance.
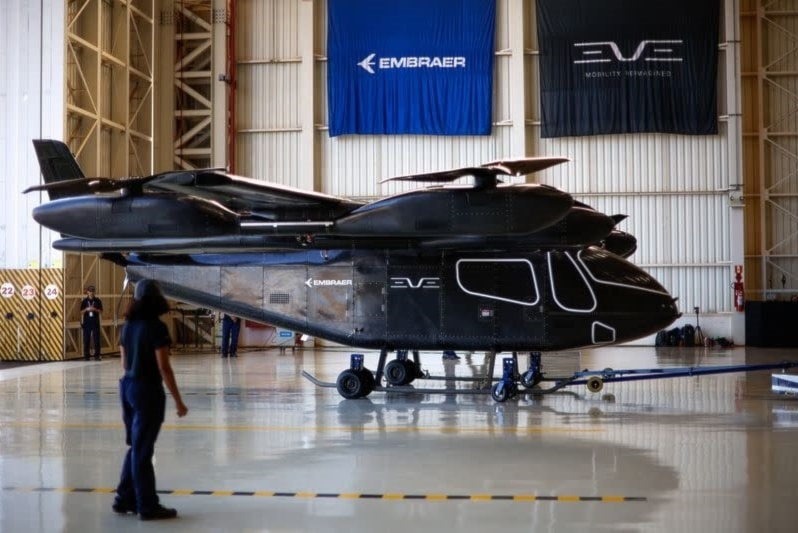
[31,139,86,200]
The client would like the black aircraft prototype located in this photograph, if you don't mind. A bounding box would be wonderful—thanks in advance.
[27,139,680,400]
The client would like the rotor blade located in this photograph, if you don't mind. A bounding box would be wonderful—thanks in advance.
[380,167,488,184]
[380,157,570,184]
[481,157,570,176]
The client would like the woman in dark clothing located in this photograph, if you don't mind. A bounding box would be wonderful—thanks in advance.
[113,280,188,520]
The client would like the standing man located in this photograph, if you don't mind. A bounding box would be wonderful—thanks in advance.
[80,285,103,361]
[221,314,241,358]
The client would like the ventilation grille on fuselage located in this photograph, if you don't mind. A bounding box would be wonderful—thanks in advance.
[269,292,290,304]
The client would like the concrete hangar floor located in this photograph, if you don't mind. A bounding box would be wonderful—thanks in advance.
[0,345,796,533]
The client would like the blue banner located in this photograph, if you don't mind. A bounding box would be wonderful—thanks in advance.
[536,0,719,138]
[327,0,496,137]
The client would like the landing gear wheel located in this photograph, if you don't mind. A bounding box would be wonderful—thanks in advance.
[384,360,409,386]
[403,360,418,385]
[521,370,543,388]
[586,376,604,393]
[358,369,375,396]
[336,369,366,399]
[491,382,511,402]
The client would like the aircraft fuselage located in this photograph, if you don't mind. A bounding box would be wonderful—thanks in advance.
[125,246,678,352]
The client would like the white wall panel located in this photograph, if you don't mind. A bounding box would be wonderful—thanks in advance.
[235,0,302,185]
[236,63,301,131]
[0,0,65,269]
[237,132,302,187]
[237,0,300,59]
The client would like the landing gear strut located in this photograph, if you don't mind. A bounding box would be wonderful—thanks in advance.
[521,351,544,388]
[491,357,520,402]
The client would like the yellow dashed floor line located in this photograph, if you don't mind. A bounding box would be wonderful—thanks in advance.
[3,487,643,502]
[0,420,604,434]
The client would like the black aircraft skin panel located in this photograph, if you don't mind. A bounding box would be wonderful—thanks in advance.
[123,247,678,352]
[26,139,679,356]
[49,206,628,255]
[333,184,574,237]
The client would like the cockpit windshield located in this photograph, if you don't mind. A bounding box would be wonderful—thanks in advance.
[577,248,670,295]
[547,251,596,311]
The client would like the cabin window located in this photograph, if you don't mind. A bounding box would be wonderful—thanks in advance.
[547,251,596,312]
[456,259,539,306]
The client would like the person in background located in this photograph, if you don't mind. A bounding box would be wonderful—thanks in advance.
[442,350,460,361]
[221,314,242,358]
[113,280,188,521]
[80,285,103,360]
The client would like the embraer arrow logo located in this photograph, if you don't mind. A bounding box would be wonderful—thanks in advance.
[358,53,376,74]
[357,53,466,74]
[305,278,353,288]
[390,277,441,289]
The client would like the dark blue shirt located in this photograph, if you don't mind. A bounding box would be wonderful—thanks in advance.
[120,319,171,381]
[80,297,103,326]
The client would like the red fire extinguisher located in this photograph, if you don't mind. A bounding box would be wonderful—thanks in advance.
[733,264,745,312]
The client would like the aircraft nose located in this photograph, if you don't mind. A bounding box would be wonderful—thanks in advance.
[668,298,682,319]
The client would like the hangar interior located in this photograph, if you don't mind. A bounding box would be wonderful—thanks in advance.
[1,0,796,360]
[1,2,798,533]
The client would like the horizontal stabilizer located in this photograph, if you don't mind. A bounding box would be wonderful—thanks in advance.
[23,175,157,197]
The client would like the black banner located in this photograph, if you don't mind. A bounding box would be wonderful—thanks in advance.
[536,0,719,138]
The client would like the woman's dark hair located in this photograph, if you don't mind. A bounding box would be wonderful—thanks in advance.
[124,280,170,319]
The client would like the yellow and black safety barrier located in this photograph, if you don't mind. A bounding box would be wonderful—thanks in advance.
[0,268,63,361]
[1,486,646,502]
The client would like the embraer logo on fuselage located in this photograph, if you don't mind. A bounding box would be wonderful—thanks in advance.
[305,278,353,288]
[389,277,441,289]
[357,53,466,74]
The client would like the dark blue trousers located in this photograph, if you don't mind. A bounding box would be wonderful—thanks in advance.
[221,316,241,357]
[82,322,101,358]
[115,377,166,513]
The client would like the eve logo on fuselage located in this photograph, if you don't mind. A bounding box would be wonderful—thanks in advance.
[573,40,683,64]
[389,277,441,289]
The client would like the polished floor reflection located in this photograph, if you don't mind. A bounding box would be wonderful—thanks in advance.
[1,346,797,533]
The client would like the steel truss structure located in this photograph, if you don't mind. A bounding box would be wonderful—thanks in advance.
[742,0,798,301]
